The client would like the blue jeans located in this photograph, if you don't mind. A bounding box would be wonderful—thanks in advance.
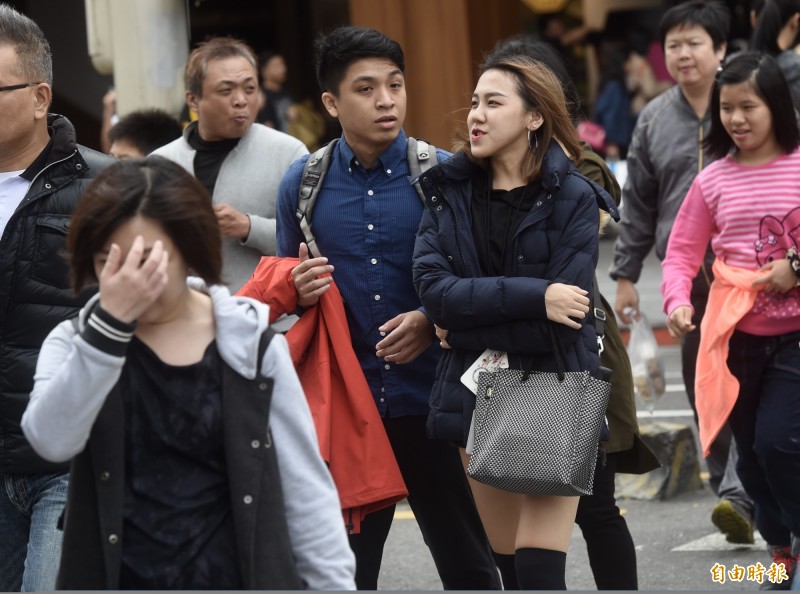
[0,471,68,591]
[727,331,800,546]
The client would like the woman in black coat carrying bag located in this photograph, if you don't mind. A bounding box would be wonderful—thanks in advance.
[412,53,616,590]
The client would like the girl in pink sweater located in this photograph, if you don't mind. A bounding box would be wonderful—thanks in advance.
[661,52,800,580]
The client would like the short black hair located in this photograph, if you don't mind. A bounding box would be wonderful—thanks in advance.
[108,109,183,156]
[488,35,584,123]
[314,26,405,94]
[658,1,730,51]
[705,52,799,159]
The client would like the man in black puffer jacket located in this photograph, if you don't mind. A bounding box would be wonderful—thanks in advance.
[0,5,112,591]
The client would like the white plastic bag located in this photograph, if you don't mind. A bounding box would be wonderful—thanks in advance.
[626,310,666,411]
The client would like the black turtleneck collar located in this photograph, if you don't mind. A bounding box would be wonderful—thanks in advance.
[185,121,242,196]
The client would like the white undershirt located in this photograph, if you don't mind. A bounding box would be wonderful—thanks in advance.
[0,170,31,239]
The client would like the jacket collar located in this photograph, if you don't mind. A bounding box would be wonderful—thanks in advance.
[538,140,572,192]
[21,114,78,182]
[674,85,711,122]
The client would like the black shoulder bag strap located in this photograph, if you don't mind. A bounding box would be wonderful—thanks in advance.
[592,275,606,355]
[534,277,610,383]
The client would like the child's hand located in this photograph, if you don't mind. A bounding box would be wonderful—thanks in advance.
[753,259,797,294]
[667,305,695,338]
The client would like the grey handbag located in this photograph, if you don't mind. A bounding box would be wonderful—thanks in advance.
[467,324,612,496]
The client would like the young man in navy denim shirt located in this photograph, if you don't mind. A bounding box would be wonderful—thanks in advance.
[276,26,499,590]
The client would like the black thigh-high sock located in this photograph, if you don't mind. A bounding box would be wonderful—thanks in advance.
[515,547,567,590]
[492,551,519,590]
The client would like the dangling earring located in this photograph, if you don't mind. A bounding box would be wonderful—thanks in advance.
[528,128,539,151]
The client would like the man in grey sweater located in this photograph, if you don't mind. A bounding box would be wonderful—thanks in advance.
[152,37,307,291]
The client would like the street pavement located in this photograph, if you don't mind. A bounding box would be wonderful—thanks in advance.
[381,486,773,590]
[377,239,780,591]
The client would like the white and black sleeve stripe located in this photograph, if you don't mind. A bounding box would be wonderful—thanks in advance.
[81,306,136,357]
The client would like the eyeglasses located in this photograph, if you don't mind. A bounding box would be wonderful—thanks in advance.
[0,82,41,93]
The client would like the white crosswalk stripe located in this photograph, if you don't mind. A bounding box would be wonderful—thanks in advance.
[672,532,767,552]
[637,408,695,418]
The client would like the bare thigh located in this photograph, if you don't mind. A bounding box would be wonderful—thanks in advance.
[459,449,579,554]
[517,494,579,551]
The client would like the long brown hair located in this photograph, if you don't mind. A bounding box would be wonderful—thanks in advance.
[454,54,582,181]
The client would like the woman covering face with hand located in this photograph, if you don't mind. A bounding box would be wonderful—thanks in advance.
[21,157,355,591]
[412,53,616,590]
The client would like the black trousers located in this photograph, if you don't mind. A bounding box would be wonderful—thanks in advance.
[348,414,500,590]
[575,453,638,590]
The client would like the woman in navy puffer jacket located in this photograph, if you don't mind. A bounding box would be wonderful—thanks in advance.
[412,53,617,590]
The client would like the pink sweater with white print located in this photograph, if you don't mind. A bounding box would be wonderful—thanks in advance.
[661,149,800,336]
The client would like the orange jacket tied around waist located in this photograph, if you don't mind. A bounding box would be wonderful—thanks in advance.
[696,258,763,456]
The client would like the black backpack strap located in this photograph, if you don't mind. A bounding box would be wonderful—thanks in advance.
[296,139,338,258]
[407,136,438,205]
